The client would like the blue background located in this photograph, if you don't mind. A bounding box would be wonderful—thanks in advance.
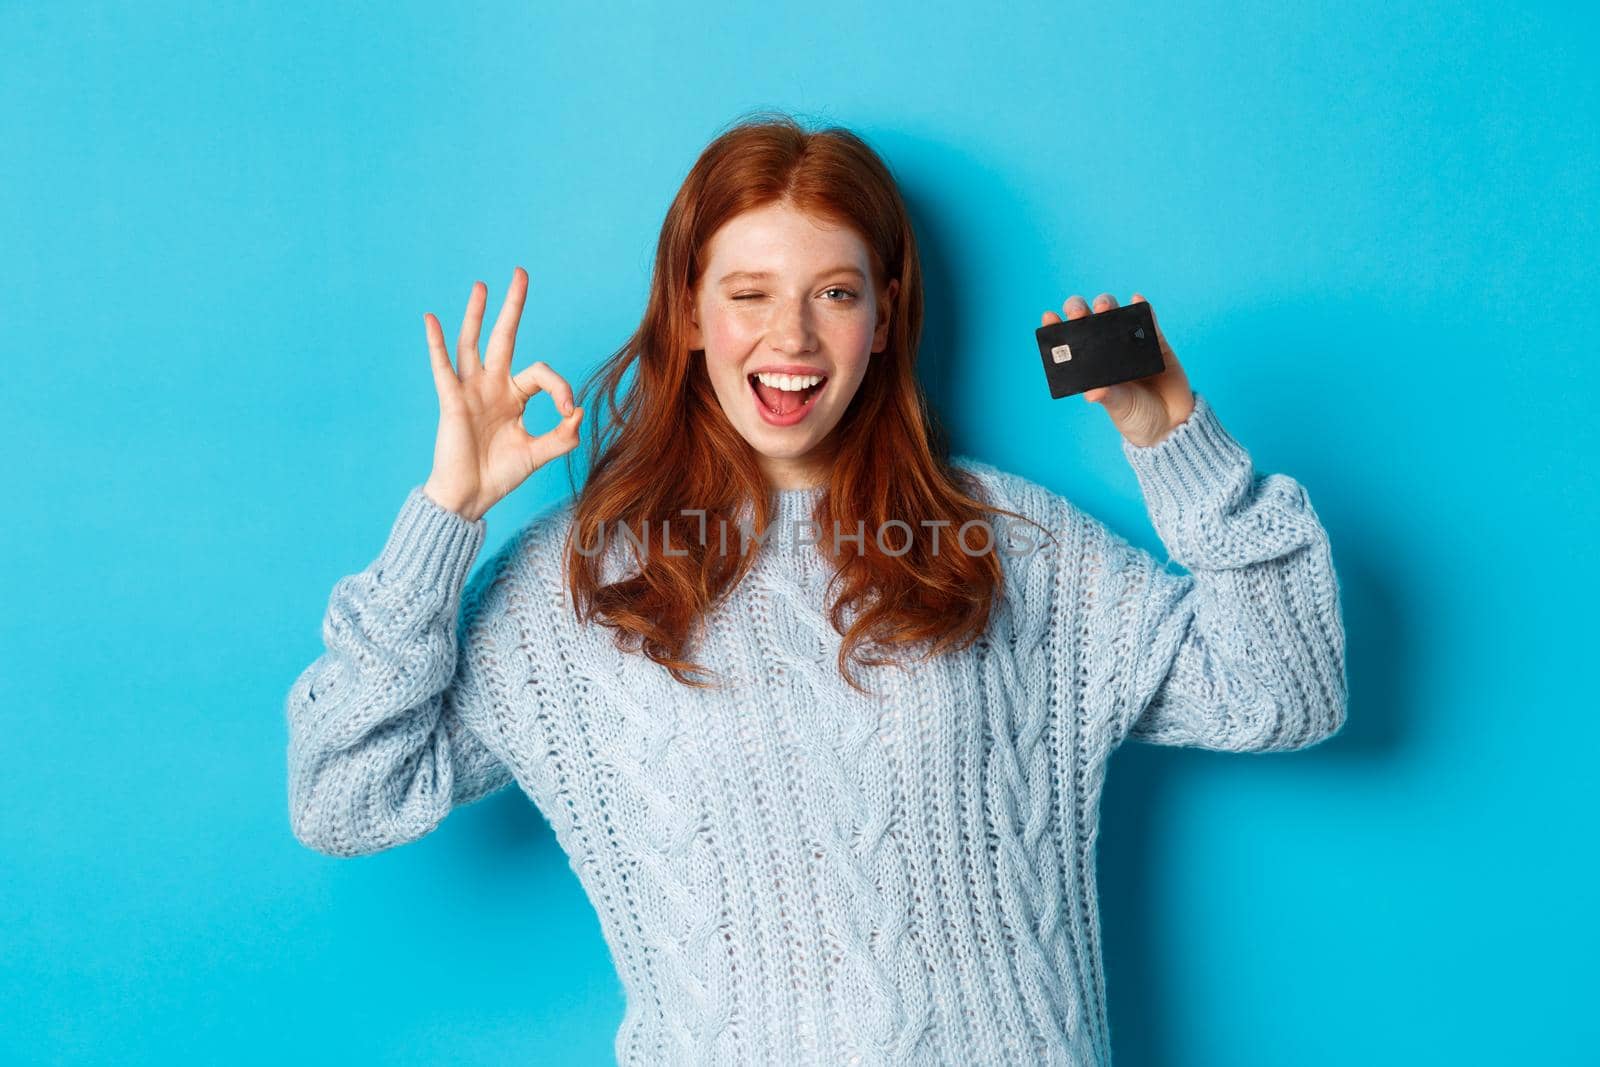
[4,2,1596,1064]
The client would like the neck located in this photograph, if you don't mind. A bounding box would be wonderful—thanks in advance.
[760,464,825,491]
[757,441,839,491]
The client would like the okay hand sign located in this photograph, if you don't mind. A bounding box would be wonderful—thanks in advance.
[421,267,584,522]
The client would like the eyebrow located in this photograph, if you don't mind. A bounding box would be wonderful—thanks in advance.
[717,266,866,285]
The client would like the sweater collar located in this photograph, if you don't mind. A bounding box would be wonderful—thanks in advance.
[741,483,828,573]
[772,483,826,527]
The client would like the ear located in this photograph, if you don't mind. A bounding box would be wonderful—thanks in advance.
[871,277,899,353]
[685,291,703,350]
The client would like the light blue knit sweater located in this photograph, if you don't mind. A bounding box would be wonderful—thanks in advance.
[285,390,1347,1066]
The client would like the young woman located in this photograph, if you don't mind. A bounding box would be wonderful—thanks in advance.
[286,113,1346,1067]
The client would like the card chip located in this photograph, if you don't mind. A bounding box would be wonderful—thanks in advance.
[1051,343,1073,363]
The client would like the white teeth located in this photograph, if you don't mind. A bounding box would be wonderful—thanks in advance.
[753,371,825,391]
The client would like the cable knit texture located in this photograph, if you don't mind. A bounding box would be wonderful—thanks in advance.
[285,390,1347,1066]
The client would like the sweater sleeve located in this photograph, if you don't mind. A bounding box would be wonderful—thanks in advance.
[284,486,519,857]
[1073,391,1348,753]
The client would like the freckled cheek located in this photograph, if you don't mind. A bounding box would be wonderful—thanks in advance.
[702,314,762,358]
[834,321,876,349]
[702,318,757,394]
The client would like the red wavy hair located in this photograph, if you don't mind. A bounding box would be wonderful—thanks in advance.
[562,110,1047,695]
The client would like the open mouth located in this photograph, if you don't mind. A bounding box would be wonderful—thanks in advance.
[748,371,828,425]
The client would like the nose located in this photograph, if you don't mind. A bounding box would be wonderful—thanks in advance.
[767,294,818,356]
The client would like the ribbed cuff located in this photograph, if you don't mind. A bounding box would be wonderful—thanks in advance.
[1121,390,1253,515]
[373,485,488,597]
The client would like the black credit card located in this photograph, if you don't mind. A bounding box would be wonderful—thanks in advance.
[1035,300,1166,399]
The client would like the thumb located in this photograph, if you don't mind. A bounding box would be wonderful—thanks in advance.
[523,406,584,472]
[1088,382,1134,417]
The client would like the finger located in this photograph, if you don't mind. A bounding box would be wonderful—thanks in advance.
[1062,294,1091,319]
[485,266,529,377]
[1092,292,1120,312]
[511,360,577,415]
[524,406,584,471]
[456,281,488,380]
[1041,310,1062,326]
[424,313,464,403]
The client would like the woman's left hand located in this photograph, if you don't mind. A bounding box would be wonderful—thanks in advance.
[1041,292,1196,448]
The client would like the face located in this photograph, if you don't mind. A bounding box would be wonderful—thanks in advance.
[687,200,898,490]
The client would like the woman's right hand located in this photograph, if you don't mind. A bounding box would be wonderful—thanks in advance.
[420,267,584,522]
